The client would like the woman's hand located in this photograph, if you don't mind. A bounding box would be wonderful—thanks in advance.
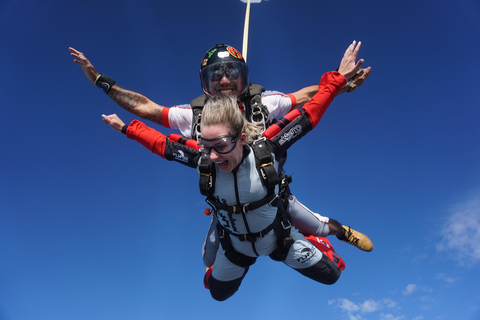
[102,114,126,132]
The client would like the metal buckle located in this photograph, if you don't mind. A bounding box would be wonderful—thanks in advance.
[250,103,263,123]
[252,136,266,145]
[269,195,279,206]
[281,220,292,230]
[194,114,202,138]
[242,203,250,214]
[205,198,217,212]
[239,233,256,242]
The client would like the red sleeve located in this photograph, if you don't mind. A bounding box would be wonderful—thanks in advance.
[286,93,297,110]
[169,133,200,150]
[162,106,171,128]
[263,109,301,139]
[303,71,346,129]
[126,119,168,158]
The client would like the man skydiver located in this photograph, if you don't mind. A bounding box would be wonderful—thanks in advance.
[70,43,373,269]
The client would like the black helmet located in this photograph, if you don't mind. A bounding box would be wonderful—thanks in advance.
[199,43,249,98]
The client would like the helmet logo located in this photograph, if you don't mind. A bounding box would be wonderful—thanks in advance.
[202,48,218,66]
[217,51,229,58]
[207,48,218,58]
[227,46,243,60]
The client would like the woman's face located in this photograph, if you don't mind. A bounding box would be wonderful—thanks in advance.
[200,124,246,173]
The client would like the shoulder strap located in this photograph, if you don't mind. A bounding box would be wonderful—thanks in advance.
[198,155,216,196]
[248,83,265,96]
[190,94,208,141]
[242,84,270,130]
[251,138,279,195]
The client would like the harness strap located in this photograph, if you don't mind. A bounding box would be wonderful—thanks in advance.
[206,193,277,214]
[269,206,294,262]
[198,155,215,196]
[190,94,207,141]
[216,207,294,267]
[217,223,257,268]
[227,208,282,243]
[190,84,267,141]
[251,138,279,194]
[242,84,268,129]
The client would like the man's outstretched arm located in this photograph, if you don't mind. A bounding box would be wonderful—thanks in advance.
[70,47,166,126]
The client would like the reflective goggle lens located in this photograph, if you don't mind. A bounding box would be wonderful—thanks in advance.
[208,63,241,82]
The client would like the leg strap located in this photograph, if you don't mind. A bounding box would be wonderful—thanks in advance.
[217,223,257,268]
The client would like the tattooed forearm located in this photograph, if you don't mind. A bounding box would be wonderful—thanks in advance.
[109,87,148,113]
[146,108,163,123]
[107,86,164,125]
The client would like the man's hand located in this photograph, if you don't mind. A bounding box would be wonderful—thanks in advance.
[69,47,100,84]
[348,67,371,92]
[337,41,364,80]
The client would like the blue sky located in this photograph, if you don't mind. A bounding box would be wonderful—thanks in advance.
[1,0,479,319]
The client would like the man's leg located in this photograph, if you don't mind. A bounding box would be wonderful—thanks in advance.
[287,195,330,236]
[330,219,374,252]
[287,195,373,252]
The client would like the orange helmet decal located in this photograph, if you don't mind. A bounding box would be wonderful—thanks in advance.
[227,46,243,60]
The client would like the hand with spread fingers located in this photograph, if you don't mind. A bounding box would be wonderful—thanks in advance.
[69,47,100,84]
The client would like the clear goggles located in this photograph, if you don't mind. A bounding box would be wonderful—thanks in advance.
[206,62,242,82]
[198,134,240,155]
[200,61,249,97]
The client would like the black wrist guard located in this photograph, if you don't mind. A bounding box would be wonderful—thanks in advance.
[121,125,128,134]
[95,75,116,94]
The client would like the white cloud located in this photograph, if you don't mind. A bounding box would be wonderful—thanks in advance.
[361,299,382,313]
[402,283,433,296]
[330,298,399,319]
[436,193,480,266]
[379,313,405,320]
[436,273,459,284]
[336,298,361,313]
[403,284,418,295]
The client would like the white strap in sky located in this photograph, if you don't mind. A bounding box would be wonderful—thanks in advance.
[242,0,251,63]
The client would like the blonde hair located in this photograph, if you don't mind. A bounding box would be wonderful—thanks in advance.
[201,96,263,143]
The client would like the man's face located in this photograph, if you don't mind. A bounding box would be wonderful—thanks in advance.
[210,74,243,97]
[205,62,245,97]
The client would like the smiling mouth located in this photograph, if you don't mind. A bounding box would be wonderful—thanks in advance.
[215,160,228,168]
[216,87,237,96]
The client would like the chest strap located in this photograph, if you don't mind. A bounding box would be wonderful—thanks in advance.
[206,193,278,215]
[221,210,283,243]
